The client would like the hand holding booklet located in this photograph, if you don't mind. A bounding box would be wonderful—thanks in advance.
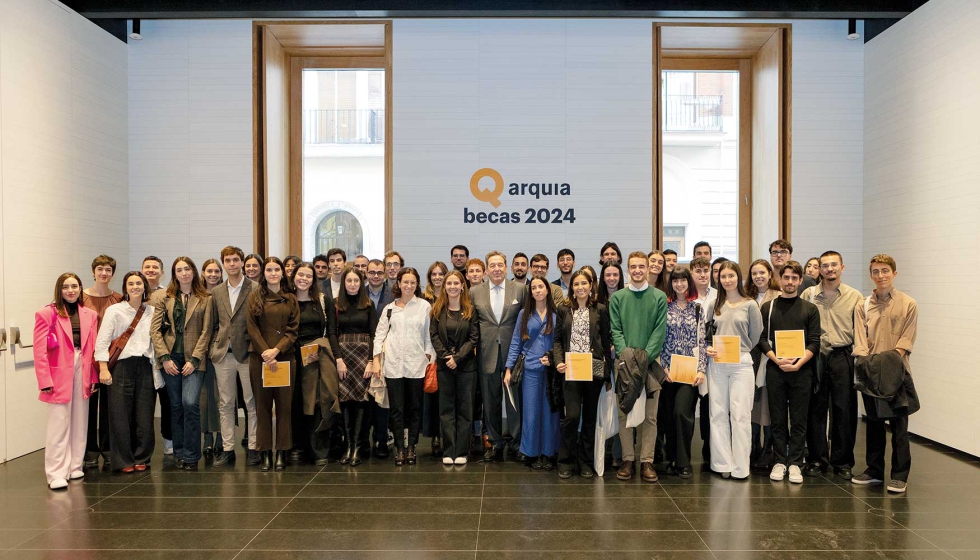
[774,330,806,359]
[263,360,290,387]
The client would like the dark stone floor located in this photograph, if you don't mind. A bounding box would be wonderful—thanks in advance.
[1,422,978,559]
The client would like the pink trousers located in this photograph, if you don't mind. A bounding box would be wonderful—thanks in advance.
[45,349,89,484]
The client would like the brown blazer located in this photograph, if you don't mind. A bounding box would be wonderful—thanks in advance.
[246,291,299,357]
[150,291,215,371]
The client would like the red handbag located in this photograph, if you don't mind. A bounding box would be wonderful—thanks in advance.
[423,362,438,393]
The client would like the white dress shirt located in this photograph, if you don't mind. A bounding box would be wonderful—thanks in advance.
[490,281,505,322]
[227,275,246,311]
[95,302,163,388]
[373,297,435,379]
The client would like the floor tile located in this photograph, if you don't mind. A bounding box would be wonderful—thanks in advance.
[237,552,476,560]
[57,512,277,530]
[2,551,239,560]
[712,552,952,560]
[482,483,669,498]
[89,496,293,512]
[481,497,681,514]
[13,529,257,550]
[683,511,903,531]
[913,530,980,550]
[476,529,705,551]
[697,529,939,552]
[297,483,483,498]
[310,472,486,485]
[244,529,478,551]
[890,511,980,530]
[475,552,716,560]
[268,512,481,531]
[284,497,483,513]
[478,512,692,531]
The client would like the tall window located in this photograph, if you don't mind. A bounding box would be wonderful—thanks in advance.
[302,69,386,259]
[661,70,740,262]
[316,210,363,257]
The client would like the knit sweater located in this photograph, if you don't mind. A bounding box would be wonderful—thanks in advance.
[609,285,667,366]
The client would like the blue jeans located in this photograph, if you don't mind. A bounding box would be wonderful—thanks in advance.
[163,353,204,463]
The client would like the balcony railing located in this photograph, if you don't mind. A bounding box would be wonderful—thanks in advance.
[663,95,723,132]
[303,109,385,144]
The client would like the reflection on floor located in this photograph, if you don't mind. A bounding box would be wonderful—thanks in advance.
[0,422,978,559]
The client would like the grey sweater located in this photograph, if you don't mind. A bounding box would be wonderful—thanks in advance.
[711,298,764,354]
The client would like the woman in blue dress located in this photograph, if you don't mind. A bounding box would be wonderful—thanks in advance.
[505,276,560,470]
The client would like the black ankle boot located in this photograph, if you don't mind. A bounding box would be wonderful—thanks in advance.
[260,451,272,472]
[349,407,366,467]
[339,407,353,464]
[275,451,286,471]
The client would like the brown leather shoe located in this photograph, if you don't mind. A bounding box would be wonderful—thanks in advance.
[641,462,659,483]
[616,459,635,480]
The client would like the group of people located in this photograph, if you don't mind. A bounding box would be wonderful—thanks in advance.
[33,239,918,494]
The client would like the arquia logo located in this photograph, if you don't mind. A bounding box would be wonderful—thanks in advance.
[464,168,576,225]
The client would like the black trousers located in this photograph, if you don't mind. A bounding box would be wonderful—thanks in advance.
[438,368,476,459]
[107,357,156,469]
[767,368,812,467]
[480,349,522,452]
[661,381,699,469]
[861,394,911,482]
[387,377,424,448]
[370,397,390,449]
[807,348,857,469]
[422,389,441,439]
[85,385,110,458]
[558,378,603,465]
[699,392,711,463]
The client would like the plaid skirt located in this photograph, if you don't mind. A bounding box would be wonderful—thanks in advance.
[338,333,371,402]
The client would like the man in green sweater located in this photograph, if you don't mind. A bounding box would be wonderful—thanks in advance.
[610,251,668,483]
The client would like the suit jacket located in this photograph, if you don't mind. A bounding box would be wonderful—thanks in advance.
[553,303,613,379]
[429,306,480,374]
[150,291,215,370]
[369,281,395,316]
[33,304,99,404]
[210,277,258,363]
[471,279,526,375]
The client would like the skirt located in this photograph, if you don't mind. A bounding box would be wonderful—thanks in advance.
[338,333,371,402]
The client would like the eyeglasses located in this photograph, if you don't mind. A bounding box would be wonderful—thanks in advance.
[384,262,400,268]
[770,250,790,257]
[367,271,384,276]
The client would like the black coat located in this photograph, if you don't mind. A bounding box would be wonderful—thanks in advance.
[429,306,480,374]
[855,349,920,419]
[552,303,613,380]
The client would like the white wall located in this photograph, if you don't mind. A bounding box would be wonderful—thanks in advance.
[791,19,865,271]
[0,0,128,460]
[392,19,654,272]
[865,0,980,457]
[128,20,253,274]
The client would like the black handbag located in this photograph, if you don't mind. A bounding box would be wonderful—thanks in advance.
[510,326,543,387]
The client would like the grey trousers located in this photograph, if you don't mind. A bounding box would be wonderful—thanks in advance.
[617,385,661,463]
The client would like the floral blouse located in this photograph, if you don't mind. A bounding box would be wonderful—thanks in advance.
[569,308,591,354]
[661,300,708,373]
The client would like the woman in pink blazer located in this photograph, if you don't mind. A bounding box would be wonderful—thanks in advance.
[33,272,99,490]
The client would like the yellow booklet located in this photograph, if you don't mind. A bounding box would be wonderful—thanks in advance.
[263,361,291,387]
[775,330,806,359]
[566,352,593,381]
[301,343,319,365]
[670,355,698,384]
[713,335,741,364]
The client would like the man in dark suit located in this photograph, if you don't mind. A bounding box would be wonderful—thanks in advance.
[210,246,260,467]
[365,258,395,457]
[471,251,526,461]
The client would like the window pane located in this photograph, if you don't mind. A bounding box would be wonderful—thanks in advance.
[662,70,738,262]
[302,69,385,260]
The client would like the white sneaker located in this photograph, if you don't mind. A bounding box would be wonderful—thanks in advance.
[769,464,786,481]
[788,465,804,484]
[454,456,467,466]
[442,456,453,465]
[164,439,174,455]
[69,471,85,481]
[48,478,68,490]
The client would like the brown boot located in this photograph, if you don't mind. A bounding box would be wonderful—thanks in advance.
[641,462,659,483]
[616,459,635,480]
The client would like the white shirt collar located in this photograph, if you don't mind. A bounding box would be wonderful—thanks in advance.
[629,282,649,292]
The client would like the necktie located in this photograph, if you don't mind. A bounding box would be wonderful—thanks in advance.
[492,284,504,322]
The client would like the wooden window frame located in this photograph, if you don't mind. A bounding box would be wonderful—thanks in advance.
[655,23,791,269]
[660,57,753,267]
[253,21,393,257]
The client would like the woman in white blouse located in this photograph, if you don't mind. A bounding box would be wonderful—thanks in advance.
[373,267,434,466]
[95,271,162,473]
